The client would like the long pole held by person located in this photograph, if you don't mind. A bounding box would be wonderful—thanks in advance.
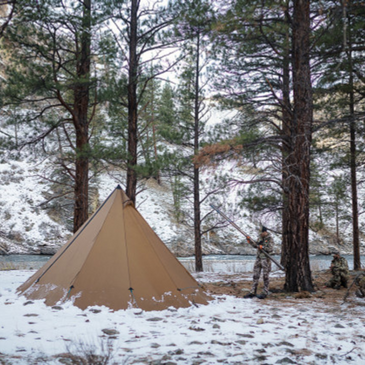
[210,204,285,271]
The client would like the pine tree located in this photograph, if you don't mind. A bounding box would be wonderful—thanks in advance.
[137,68,163,182]
[203,0,316,291]
[282,0,314,292]
[328,175,350,244]
[166,0,216,272]
[101,0,178,204]
[313,0,365,270]
[210,0,294,263]
[1,0,100,232]
[158,82,178,144]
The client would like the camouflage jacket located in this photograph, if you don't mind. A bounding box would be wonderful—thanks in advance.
[330,256,349,275]
[256,233,274,259]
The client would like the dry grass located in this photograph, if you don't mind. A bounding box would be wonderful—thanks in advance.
[0,261,26,271]
[55,338,118,365]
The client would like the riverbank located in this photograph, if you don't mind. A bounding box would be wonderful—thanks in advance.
[1,254,364,273]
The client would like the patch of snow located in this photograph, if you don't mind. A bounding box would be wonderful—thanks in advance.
[0,270,364,364]
[0,156,70,248]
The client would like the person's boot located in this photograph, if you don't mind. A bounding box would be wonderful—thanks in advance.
[343,281,348,288]
[355,289,365,298]
[333,284,341,290]
[256,292,267,299]
[244,292,256,299]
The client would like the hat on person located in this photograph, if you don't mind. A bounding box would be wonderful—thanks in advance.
[331,248,340,255]
[261,226,267,233]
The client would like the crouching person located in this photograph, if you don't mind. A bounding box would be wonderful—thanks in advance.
[325,250,349,290]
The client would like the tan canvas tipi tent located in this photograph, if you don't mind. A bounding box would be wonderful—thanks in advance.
[17,186,210,311]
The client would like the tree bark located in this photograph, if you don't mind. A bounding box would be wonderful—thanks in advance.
[349,80,361,269]
[126,0,139,204]
[345,13,361,269]
[194,31,203,272]
[284,0,314,292]
[350,118,361,269]
[281,10,291,269]
[73,0,91,233]
[335,203,339,242]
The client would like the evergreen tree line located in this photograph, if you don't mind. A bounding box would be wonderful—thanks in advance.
[0,0,364,292]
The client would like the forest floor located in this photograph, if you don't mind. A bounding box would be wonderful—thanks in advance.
[202,269,365,309]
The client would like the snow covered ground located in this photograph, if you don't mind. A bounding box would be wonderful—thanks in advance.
[1,114,365,364]
[1,269,364,365]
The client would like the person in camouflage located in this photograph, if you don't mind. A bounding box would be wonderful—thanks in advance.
[355,273,365,298]
[244,226,274,300]
[325,250,349,290]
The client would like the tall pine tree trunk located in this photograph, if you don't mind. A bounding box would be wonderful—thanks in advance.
[346,17,361,269]
[194,31,203,272]
[284,0,314,292]
[281,11,291,269]
[335,203,339,242]
[151,81,161,184]
[350,115,360,269]
[349,79,361,269]
[126,0,138,204]
[73,0,91,233]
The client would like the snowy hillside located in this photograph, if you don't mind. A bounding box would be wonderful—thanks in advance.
[0,110,364,257]
[0,153,70,253]
[0,149,257,256]
[1,146,362,258]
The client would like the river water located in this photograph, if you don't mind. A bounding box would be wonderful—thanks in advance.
[1,254,363,273]
[179,254,364,273]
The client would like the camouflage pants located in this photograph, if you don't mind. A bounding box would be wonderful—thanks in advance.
[355,274,365,298]
[325,272,348,289]
[250,258,272,295]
